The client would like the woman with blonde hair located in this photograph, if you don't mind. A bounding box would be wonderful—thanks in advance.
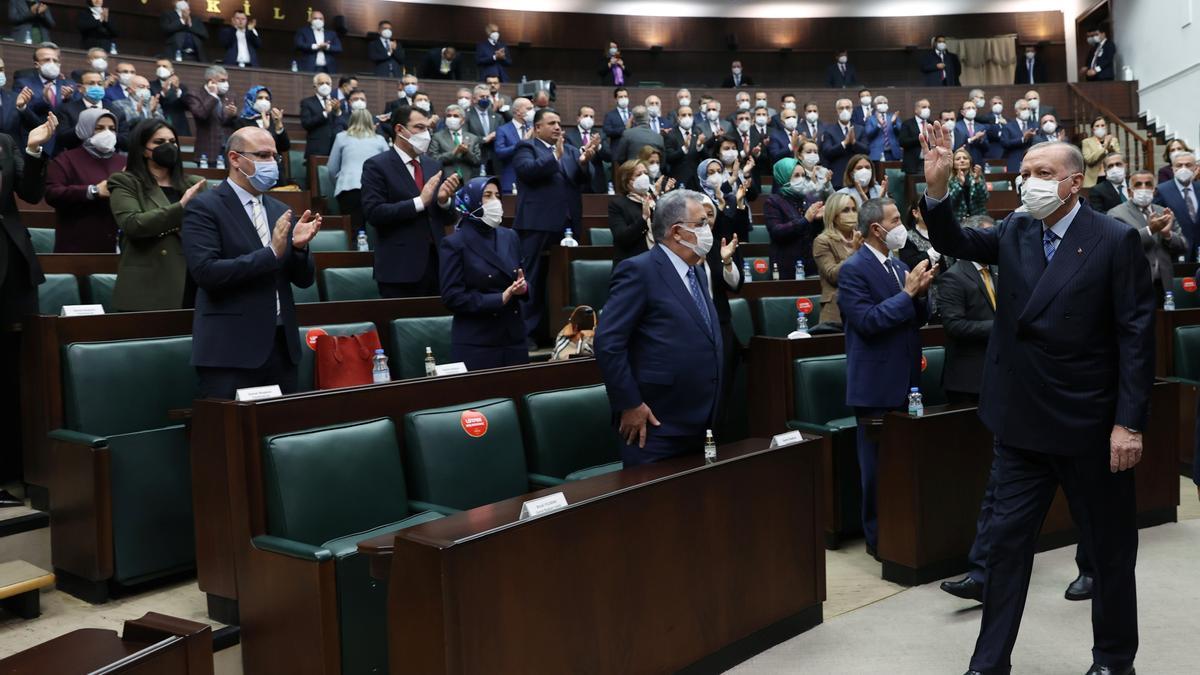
[811,191,862,327]
[1081,115,1120,187]
[328,108,389,235]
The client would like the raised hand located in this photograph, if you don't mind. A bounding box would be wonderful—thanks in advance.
[291,210,323,250]
[850,229,864,251]
[419,170,444,205]
[1148,210,1172,234]
[437,173,461,204]
[15,87,32,110]
[920,121,954,199]
[903,259,935,297]
[804,200,824,222]
[179,179,206,206]
[270,210,293,258]
[26,112,57,152]
[720,233,739,261]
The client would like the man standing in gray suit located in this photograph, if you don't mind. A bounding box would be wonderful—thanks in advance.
[429,104,482,181]
[612,105,666,166]
[1108,168,1187,303]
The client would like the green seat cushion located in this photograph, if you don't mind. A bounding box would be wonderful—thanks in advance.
[403,398,529,511]
[1174,325,1200,381]
[38,274,81,315]
[569,259,612,309]
[1172,277,1200,310]
[295,322,377,391]
[920,346,947,406]
[292,282,320,304]
[522,385,621,481]
[87,273,117,310]
[390,315,452,379]
[748,224,769,243]
[307,229,348,252]
[321,267,380,301]
[62,336,195,436]
[29,227,55,253]
[588,228,613,246]
[728,297,753,348]
[792,354,852,425]
[757,295,823,337]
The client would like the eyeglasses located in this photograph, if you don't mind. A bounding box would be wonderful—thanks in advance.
[237,151,282,163]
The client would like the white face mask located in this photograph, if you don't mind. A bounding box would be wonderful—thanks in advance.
[1176,167,1195,185]
[783,117,798,131]
[216,81,230,95]
[943,121,955,131]
[92,58,108,72]
[801,152,819,167]
[737,100,751,111]
[736,120,751,134]
[706,110,720,122]
[720,149,737,165]
[784,101,797,111]
[992,103,1004,115]
[118,72,133,87]
[732,67,743,75]
[754,115,768,126]
[175,1,188,12]
[1105,166,1125,184]
[156,66,172,80]
[311,19,324,30]
[1020,174,1075,219]
[838,109,852,123]
[1018,109,1031,121]
[457,97,471,109]
[404,129,431,154]
[616,97,629,109]
[480,198,504,228]
[677,116,693,130]
[631,173,652,193]
[918,107,930,120]
[522,109,534,124]
[860,96,872,107]
[1093,127,1107,138]
[755,100,767,109]
[578,116,594,131]
[1026,52,1036,59]
[678,224,714,257]
[678,97,691,108]
[608,47,619,56]
[1131,189,1154,207]
[647,104,661,117]
[416,100,431,113]
[646,163,661,179]
[314,83,333,99]
[381,29,393,39]
[489,32,500,42]
[838,56,848,64]
[936,42,947,51]
[136,88,152,102]
[350,99,367,111]
[445,116,462,131]
[974,98,986,108]
[876,103,889,114]
[253,98,271,114]
[1041,122,1057,134]
[39,62,61,80]
[964,109,977,120]
[789,177,806,191]
[1027,98,1040,109]
[853,167,873,187]
[90,129,117,154]
[805,112,819,124]
[880,223,908,251]
[706,172,725,190]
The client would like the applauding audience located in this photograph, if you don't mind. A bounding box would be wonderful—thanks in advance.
[182,65,235,163]
[609,160,655,265]
[945,148,989,221]
[45,109,125,252]
[837,154,887,207]
[232,86,289,180]
[429,104,483,181]
[764,157,823,279]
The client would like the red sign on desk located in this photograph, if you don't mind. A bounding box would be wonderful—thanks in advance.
[461,410,489,438]
[795,297,814,314]
[753,259,768,274]
[1183,277,1197,293]
[921,354,928,372]
[305,328,327,350]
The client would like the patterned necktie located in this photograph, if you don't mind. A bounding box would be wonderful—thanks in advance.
[883,259,903,291]
[1186,186,1198,223]
[686,267,712,335]
[1043,229,1059,262]
[250,198,280,317]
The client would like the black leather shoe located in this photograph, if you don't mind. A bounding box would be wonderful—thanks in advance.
[941,576,984,602]
[1085,665,1134,675]
[1065,574,1094,601]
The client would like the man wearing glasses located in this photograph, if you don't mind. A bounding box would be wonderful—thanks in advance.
[182,126,323,399]
[595,189,724,466]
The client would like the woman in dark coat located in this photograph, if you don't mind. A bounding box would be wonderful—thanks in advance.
[608,159,654,266]
[438,176,530,371]
[44,108,126,252]
[763,157,823,279]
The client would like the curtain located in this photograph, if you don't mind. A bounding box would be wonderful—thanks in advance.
[950,35,1017,86]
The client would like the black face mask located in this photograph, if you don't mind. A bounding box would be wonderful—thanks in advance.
[151,142,178,169]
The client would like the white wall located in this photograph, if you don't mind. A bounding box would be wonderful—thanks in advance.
[1113,0,1200,148]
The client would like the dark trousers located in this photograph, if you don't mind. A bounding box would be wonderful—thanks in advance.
[854,405,899,550]
[946,390,980,405]
[970,444,1137,674]
[1194,389,1200,486]
[377,245,440,298]
[336,189,364,235]
[196,326,300,400]
[451,342,529,372]
[518,229,557,342]
[620,429,703,467]
[0,248,36,483]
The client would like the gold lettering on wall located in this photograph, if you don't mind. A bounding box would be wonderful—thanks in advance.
[305,7,313,21]
[206,0,221,13]
[273,7,285,20]
[243,0,251,15]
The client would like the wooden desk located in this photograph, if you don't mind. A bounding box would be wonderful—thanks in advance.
[0,612,212,675]
[359,438,826,675]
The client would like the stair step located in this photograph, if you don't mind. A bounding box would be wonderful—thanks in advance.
[0,506,49,539]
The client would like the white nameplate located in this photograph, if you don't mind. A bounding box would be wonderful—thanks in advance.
[769,430,805,448]
[235,385,283,401]
[518,492,568,521]
[434,362,468,376]
[61,304,105,317]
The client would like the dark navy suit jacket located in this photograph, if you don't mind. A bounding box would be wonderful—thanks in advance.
[819,122,868,189]
[1000,118,1036,172]
[954,120,990,165]
[512,138,589,233]
[595,245,723,439]
[293,27,342,72]
[1153,180,1200,261]
[14,75,72,155]
[493,121,524,193]
[219,26,261,67]
[182,180,314,369]
[1085,40,1116,81]
[360,148,451,284]
[438,222,526,348]
[475,40,511,82]
[838,246,927,409]
[602,108,631,144]
[922,196,1155,454]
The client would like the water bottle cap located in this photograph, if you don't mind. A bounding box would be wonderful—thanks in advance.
[910,387,919,392]
[375,349,384,354]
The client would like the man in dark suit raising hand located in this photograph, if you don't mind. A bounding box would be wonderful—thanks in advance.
[920,121,1154,675]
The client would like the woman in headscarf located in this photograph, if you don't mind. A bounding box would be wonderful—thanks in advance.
[231,85,289,180]
[763,157,824,279]
[697,157,750,241]
[438,176,529,371]
[44,108,127,252]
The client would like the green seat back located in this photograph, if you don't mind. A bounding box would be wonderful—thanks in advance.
[292,282,320,304]
[569,260,612,309]
[756,295,823,337]
[321,267,380,302]
[86,273,117,310]
[295,322,377,391]
[988,180,1011,192]
[728,297,753,348]
[522,385,621,481]
[308,229,348,252]
[316,165,339,214]
[390,316,453,379]
[62,336,195,436]
[1174,325,1200,381]
[792,354,852,426]
[588,228,613,245]
[38,274,81,314]
[29,227,55,253]
[747,257,772,282]
[885,168,907,215]
[919,346,947,406]
[1171,277,1200,309]
[748,224,770,243]
[403,398,528,511]
[289,150,307,189]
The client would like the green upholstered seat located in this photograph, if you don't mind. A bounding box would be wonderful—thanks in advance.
[54,336,197,583]
[289,150,307,190]
[756,295,823,337]
[321,267,381,302]
[295,322,378,391]
[86,274,116,310]
[588,228,614,245]
[307,229,349,252]
[38,274,80,315]
[316,165,340,214]
[1174,325,1200,382]
[1171,277,1200,310]
[746,256,773,282]
[569,259,612,309]
[403,398,530,512]
[988,180,1012,191]
[919,346,947,406]
[885,168,907,215]
[522,385,622,486]
[292,282,320,304]
[29,227,55,253]
[748,224,770,243]
[389,316,453,379]
[728,297,753,348]
[257,418,441,675]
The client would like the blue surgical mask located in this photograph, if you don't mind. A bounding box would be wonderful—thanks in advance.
[85,85,105,103]
[237,153,279,191]
[476,97,491,110]
[403,84,418,97]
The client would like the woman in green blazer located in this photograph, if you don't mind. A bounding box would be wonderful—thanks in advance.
[110,119,207,312]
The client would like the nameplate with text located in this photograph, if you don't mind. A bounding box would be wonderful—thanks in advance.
[769,430,804,448]
[518,492,568,521]
[434,362,469,376]
[235,385,283,401]
[61,304,105,317]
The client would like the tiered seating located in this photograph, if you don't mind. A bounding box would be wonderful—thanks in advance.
[321,267,381,302]
[390,316,453,378]
[37,275,79,314]
[756,295,823,336]
[295,321,378,390]
[522,385,623,485]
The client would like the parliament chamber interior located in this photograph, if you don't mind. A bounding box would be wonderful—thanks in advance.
[0,0,1198,672]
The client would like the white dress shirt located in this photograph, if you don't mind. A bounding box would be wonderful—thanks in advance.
[393,145,428,213]
[312,27,327,67]
[235,28,254,66]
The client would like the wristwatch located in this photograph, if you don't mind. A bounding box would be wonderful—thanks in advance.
[1120,425,1140,435]
[87,184,99,199]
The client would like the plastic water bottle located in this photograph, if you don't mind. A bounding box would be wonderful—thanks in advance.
[215,154,225,170]
[423,346,437,377]
[23,30,32,45]
[110,43,118,55]
[1164,291,1176,311]
[198,154,208,169]
[743,259,753,283]
[291,60,299,73]
[703,429,717,463]
[356,230,369,252]
[175,49,183,62]
[559,228,579,247]
[907,387,924,417]
[795,259,806,279]
[521,75,528,84]
[607,181,615,195]
[771,262,780,281]
[371,350,391,384]
[787,311,812,339]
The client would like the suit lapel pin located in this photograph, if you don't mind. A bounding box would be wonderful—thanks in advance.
[1076,248,1083,255]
